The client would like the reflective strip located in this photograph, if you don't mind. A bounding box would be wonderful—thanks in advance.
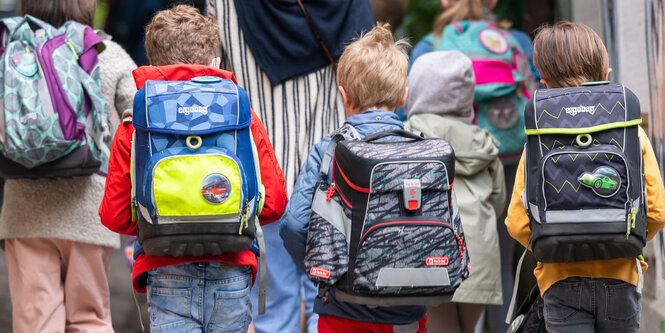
[138,204,152,224]
[545,209,625,223]
[636,257,643,294]
[157,213,240,224]
[375,268,450,287]
[525,118,642,135]
[311,186,352,246]
[529,203,540,223]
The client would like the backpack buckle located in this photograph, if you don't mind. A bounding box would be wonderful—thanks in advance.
[402,179,421,211]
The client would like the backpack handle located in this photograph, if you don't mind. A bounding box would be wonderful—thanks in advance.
[363,129,424,142]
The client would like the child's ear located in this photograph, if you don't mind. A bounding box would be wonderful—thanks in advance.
[397,87,408,109]
[210,57,221,69]
[540,79,552,89]
[605,68,613,81]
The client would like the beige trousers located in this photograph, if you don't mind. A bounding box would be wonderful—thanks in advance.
[4,238,114,333]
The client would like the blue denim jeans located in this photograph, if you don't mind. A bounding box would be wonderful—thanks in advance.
[147,262,253,333]
[543,277,641,333]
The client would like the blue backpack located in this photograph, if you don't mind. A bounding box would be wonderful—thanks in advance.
[132,76,265,258]
[425,20,537,157]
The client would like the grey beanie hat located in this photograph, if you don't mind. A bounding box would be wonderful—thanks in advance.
[406,50,475,122]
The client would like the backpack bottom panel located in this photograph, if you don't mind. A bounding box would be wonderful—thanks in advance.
[0,144,100,178]
[138,216,254,257]
[532,233,644,263]
[334,288,454,307]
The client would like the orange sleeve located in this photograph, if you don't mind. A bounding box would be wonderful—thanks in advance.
[639,127,665,241]
[505,152,532,249]
[249,110,287,225]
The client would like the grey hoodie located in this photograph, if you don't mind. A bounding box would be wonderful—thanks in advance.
[405,114,506,304]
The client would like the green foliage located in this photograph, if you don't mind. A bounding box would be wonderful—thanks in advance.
[398,0,441,43]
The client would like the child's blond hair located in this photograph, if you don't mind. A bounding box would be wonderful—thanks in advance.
[145,5,219,66]
[533,21,609,88]
[337,23,410,112]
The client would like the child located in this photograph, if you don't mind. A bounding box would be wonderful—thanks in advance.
[404,50,506,333]
[278,23,428,333]
[98,5,287,332]
[505,21,665,332]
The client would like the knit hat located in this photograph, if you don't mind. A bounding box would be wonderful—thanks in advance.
[406,50,475,122]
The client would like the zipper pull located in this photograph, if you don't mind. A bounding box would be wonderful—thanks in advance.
[239,199,249,235]
[326,183,336,201]
[631,207,637,229]
[626,203,633,239]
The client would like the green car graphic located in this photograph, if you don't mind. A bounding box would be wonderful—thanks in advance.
[578,173,619,190]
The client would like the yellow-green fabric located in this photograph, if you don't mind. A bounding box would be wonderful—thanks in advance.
[153,155,242,217]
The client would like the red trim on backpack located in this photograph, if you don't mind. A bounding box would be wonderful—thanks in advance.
[333,157,370,193]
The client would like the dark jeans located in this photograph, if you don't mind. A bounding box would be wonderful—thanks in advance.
[543,277,641,333]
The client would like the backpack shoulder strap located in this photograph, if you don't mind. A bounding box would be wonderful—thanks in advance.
[319,123,360,177]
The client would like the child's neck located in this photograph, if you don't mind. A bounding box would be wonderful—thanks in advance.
[345,106,394,117]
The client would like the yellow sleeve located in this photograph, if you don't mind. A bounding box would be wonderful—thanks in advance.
[505,152,532,249]
[639,127,665,241]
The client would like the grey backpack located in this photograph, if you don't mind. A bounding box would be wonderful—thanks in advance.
[304,127,470,307]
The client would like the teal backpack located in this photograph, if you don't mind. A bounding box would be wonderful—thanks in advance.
[0,15,110,178]
[425,20,536,157]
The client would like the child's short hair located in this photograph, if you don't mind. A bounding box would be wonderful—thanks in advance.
[533,21,609,88]
[144,5,219,66]
[337,23,410,111]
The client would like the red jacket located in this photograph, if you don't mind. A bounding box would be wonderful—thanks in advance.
[99,64,287,293]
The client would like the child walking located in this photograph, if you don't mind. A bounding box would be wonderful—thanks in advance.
[279,23,429,333]
[505,21,665,333]
[99,5,287,332]
[405,50,506,333]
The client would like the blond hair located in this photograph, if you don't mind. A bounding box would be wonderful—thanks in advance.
[145,5,219,66]
[337,23,410,112]
[433,0,493,37]
[533,21,609,88]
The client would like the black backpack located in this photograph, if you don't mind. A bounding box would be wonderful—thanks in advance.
[304,128,470,306]
[523,82,646,262]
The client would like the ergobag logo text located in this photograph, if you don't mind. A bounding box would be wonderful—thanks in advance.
[565,105,596,116]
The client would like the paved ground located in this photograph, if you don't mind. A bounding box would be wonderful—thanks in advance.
[0,236,149,332]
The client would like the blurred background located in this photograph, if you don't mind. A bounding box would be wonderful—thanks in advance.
[0,0,663,332]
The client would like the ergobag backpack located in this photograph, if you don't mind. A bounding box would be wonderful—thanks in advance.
[132,76,265,258]
[305,128,470,306]
[524,83,646,263]
[426,20,536,157]
[0,15,110,178]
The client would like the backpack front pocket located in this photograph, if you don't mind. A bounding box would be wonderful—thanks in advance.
[540,144,629,222]
[305,183,350,286]
[146,147,247,222]
[352,218,465,295]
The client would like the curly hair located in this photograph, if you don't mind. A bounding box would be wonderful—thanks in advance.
[144,4,219,66]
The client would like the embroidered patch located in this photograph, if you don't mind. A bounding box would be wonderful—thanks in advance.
[486,96,519,129]
[201,173,232,204]
[479,28,509,54]
[577,166,621,197]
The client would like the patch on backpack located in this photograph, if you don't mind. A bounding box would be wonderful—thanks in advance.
[486,96,519,129]
[577,166,621,197]
[426,256,449,266]
[310,267,331,279]
[479,28,508,54]
[201,173,232,204]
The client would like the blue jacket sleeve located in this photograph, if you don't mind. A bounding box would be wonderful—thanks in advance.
[279,141,328,272]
